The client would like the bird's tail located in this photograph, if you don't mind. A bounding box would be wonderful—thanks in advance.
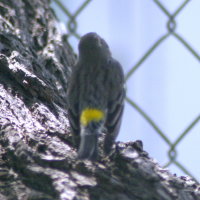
[78,127,98,160]
[78,108,105,160]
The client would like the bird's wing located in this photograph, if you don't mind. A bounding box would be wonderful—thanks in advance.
[104,59,125,154]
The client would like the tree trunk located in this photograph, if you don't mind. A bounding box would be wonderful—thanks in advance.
[0,0,199,199]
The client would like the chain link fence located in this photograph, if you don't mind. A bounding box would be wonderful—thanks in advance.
[52,0,200,182]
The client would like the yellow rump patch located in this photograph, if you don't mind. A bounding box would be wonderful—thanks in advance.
[80,108,104,126]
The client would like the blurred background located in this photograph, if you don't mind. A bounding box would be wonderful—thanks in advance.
[51,0,200,181]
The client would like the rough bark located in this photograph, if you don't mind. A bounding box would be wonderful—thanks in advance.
[0,0,199,199]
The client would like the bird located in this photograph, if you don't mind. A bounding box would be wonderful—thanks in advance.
[67,32,125,160]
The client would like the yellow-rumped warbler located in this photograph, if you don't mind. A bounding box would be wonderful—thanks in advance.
[67,32,125,160]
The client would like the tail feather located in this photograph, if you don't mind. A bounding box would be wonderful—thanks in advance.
[78,132,98,160]
[78,108,105,160]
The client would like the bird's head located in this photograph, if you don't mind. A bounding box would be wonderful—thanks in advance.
[78,32,111,61]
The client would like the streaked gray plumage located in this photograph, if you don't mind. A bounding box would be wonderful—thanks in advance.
[67,32,125,160]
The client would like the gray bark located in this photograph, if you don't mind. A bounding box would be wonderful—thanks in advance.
[0,0,199,199]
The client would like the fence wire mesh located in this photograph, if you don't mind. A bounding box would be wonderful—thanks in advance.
[52,0,200,182]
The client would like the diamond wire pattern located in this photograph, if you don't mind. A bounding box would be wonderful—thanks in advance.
[53,0,200,182]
